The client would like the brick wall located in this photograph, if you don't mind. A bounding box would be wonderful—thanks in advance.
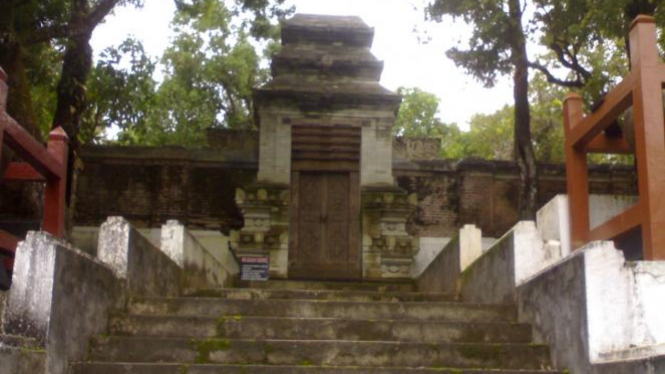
[73,146,638,238]
[394,158,637,238]
[74,146,257,233]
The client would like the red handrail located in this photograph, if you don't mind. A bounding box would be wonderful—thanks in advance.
[563,15,665,260]
[0,67,69,274]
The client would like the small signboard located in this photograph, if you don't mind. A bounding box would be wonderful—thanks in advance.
[240,255,270,281]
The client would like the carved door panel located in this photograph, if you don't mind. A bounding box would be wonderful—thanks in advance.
[290,172,360,280]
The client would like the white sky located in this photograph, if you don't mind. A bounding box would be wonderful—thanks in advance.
[91,0,514,129]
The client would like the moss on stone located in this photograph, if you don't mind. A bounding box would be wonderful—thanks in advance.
[458,344,506,363]
[191,338,231,363]
[459,262,477,285]
[19,347,47,354]
[261,343,274,364]
[216,316,228,337]
[298,359,314,366]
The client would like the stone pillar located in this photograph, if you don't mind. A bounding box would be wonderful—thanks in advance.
[459,224,483,271]
[362,188,419,280]
[230,187,290,278]
[161,220,238,288]
[257,113,291,185]
[98,217,181,297]
[3,232,120,374]
[361,120,395,186]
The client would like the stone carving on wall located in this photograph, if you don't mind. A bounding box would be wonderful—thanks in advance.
[393,137,442,161]
[361,188,419,279]
[229,184,290,278]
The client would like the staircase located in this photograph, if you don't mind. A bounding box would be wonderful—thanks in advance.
[70,280,562,374]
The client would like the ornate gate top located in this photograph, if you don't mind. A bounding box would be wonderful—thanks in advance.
[254,14,401,113]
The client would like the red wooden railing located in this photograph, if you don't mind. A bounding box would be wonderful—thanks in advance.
[563,15,665,260]
[0,67,69,274]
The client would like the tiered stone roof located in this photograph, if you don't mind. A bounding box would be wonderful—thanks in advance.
[254,14,401,111]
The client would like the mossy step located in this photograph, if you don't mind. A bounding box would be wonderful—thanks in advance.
[182,288,455,303]
[235,280,415,292]
[88,337,552,370]
[0,334,42,349]
[128,298,516,323]
[0,345,47,373]
[70,362,566,374]
[110,314,533,344]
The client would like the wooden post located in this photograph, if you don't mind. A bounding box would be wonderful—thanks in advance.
[563,93,589,250]
[42,127,68,237]
[629,16,665,260]
[0,67,7,112]
[0,67,7,177]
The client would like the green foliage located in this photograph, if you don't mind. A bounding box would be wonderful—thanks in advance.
[81,0,293,146]
[395,87,446,137]
[463,74,566,163]
[83,38,157,144]
[394,87,468,159]
[426,0,514,88]
[394,82,564,162]
[25,43,64,137]
[425,0,642,167]
[465,106,515,160]
[456,73,631,165]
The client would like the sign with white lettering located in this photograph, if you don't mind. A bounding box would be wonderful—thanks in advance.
[240,255,270,281]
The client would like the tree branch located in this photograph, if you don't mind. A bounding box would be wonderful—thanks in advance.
[527,60,586,88]
[27,0,123,45]
[27,24,77,44]
[87,0,123,30]
[549,42,593,80]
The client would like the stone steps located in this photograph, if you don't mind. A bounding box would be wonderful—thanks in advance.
[128,298,517,322]
[183,287,455,302]
[70,281,562,374]
[0,334,47,373]
[86,336,553,370]
[70,363,562,374]
[110,314,533,343]
[235,280,415,292]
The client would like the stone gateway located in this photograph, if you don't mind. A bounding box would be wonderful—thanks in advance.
[232,14,419,280]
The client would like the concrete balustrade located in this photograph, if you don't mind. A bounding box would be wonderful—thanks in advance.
[97,217,182,297]
[161,220,238,288]
[446,194,665,374]
[2,232,121,374]
[416,224,483,294]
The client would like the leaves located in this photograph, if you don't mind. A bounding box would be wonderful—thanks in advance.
[82,38,157,144]
[78,0,293,146]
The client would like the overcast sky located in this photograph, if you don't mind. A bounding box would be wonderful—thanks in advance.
[90,0,514,129]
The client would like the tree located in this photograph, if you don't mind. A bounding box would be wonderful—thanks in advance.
[0,0,142,222]
[0,0,143,142]
[532,0,664,78]
[526,0,665,117]
[394,87,470,159]
[465,106,515,160]
[81,38,158,144]
[464,73,566,163]
[81,0,293,146]
[427,0,539,219]
[394,87,446,137]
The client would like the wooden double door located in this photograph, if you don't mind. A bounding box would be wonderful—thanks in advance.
[289,124,361,280]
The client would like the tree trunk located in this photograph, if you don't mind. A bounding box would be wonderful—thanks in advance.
[51,0,94,224]
[52,0,93,145]
[508,0,538,220]
[623,0,658,64]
